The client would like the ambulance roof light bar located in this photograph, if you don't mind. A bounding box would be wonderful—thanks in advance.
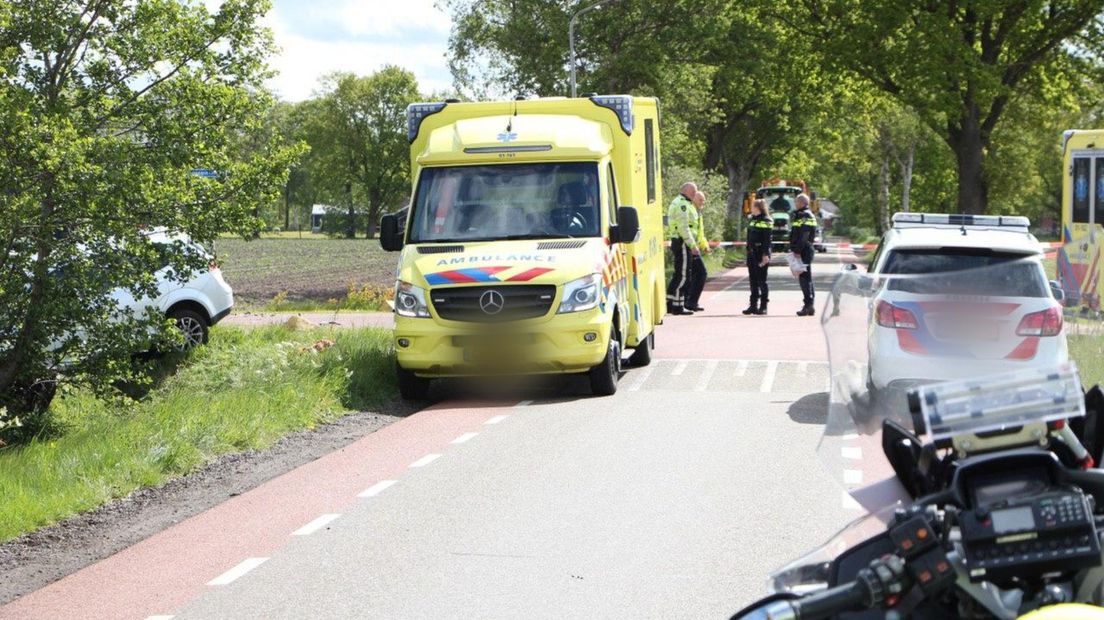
[589,95,634,135]
[908,363,1084,443]
[407,102,449,143]
[891,212,1030,230]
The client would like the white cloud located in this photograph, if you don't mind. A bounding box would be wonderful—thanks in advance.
[336,0,451,37]
[263,0,454,101]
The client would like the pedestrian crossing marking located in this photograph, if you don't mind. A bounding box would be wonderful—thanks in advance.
[626,359,828,394]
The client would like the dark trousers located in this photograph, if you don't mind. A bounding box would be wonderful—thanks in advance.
[666,238,692,309]
[798,245,815,306]
[686,255,707,308]
[748,255,769,306]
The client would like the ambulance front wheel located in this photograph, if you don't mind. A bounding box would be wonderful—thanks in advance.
[588,334,621,396]
[396,363,431,400]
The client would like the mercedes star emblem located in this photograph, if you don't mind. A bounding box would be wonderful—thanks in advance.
[479,290,505,315]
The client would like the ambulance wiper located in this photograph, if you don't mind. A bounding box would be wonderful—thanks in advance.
[499,233,575,240]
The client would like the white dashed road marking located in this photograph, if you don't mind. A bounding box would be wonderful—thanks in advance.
[207,558,269,586]
[409,453,442,468]
[484,415,509,425]
[843,469,863,485]
[358,480,396,498]
[627,364,656,391]
[841,447,863,460]
[672,361,688,376]
[759,361,778,393]
[842,491,862,510]
[451,432,478,444]
[694,360,718,392]
[292,514,341,536]
[735,360,749,376]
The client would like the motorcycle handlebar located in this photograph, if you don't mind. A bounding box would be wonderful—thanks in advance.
[789,581,867,620]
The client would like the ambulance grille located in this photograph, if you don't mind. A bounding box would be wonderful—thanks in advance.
[430,285,556,322]
[537,240,587,250]
[417,245,464,254]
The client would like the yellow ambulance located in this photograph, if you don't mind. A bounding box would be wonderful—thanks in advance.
[1059,129,1104,314]
[379,96,666,399]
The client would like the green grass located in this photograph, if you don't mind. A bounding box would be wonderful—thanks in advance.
[0,325,396,542]
[1069,324,1104,389]
[212,237,398,308]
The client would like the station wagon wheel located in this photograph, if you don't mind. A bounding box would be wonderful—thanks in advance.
[169,308,209,351]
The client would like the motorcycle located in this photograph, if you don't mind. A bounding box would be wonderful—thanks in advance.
[732,263,1104,619]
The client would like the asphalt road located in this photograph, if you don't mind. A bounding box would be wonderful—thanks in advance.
[4,246,874,620]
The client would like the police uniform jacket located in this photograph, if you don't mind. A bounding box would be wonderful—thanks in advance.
[747,213,772,258]
[789,208,817,253]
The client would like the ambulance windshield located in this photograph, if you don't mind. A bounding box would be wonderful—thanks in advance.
[408,162,602,243]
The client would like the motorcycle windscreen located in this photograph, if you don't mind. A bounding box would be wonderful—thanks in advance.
[769,258,1070,596]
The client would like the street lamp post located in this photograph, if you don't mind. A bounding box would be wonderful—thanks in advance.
[568,0,615,98]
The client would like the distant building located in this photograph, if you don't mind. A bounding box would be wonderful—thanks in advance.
[310,204,331,232]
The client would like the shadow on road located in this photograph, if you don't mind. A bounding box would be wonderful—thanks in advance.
[787,391,829,425]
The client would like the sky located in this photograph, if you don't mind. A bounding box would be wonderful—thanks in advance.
[210,0,456,101]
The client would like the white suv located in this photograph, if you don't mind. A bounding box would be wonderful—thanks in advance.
[865,213,1068,390]
[110,230,234,349]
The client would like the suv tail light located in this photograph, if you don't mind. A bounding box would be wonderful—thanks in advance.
[876,301,918,329]
[1016,306,1062,337]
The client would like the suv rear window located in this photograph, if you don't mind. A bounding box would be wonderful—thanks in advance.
[882,248,1047,297]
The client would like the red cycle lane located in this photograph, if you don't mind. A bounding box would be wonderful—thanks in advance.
[0,400,517,620]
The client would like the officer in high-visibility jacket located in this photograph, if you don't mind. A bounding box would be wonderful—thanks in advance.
[666,181,699,315]
[685,190,710,312]
[743,199,772,315]
[789,193,818,316]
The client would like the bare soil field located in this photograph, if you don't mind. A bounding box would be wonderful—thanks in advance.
[213,238,397,306]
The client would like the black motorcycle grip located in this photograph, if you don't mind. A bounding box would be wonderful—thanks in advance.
[790,581,867,620]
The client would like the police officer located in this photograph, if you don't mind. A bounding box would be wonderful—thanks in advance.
[743,199,772,315]
[685,190,710,312]
[790,193,818,316]
[666,181,699,315]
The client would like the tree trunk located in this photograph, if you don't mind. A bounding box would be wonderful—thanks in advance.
[725,159,751,241]
[899,143,915,213]
[284,182,290,231]
[345,181,355,239]
[877,155,891,234]
[951,110,988,215]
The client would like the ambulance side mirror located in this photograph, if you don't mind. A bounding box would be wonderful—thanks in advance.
[380,214,404,252]
[1050,280,1065,303]
[612,206,640,244]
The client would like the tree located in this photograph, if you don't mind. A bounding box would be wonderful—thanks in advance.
[803,1,1104,213]
[300,68,419,238]
[0,0,298,439]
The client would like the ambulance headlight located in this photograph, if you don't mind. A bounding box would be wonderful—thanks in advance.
[395,281,431,318]
[558,274,601,314]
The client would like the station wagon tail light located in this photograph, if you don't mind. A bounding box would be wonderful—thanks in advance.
[1016,306,1062,337]
[876,301,918,330]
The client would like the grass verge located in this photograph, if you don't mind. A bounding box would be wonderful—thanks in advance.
[0,325,396,543]
[1069,325,1104,389]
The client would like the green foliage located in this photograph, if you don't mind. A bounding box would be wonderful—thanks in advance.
[802,0,1104,213]
[0,0,299,437]
[0,325,397,541]
[295,68,421,238]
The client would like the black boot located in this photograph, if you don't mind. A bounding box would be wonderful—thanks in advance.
[742,301,757,315]
[796,304,815,316]
[755,301,768,315]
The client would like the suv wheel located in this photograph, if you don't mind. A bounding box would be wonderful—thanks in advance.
[170,308,209,350]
